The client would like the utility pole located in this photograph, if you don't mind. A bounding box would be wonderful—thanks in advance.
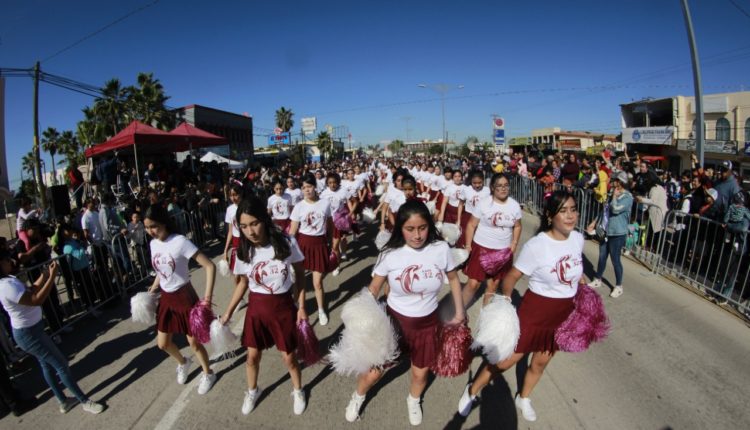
[32,61,48,209]
[401,116,412,144]
[680,0,705,165]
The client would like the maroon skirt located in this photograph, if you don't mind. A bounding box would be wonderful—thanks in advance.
[229,236,240,271]
[515,290,575,354]
[463,242,512,282]
[435,192,444,211]
[387,307,439,369]
[296,233,331,273]
[428,189,439,201]
[273,218,290,233]
[456,211,472,249]
[443,203,459,225]
[242,292,298,352]
[157,283,199,335]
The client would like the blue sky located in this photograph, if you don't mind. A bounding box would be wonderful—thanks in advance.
[2,0,749,189]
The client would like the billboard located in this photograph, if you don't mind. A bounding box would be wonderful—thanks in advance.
[302,117,317,135]
[268,132,290,146]
[622,126,674,145]
[493,117,505,145]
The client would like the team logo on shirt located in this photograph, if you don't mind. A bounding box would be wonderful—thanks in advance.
[274,201,287,215]
[304,211,323,229]
[249,261,289,294]
[549,255,582,288]
[395,264,443,297]
[490,212,513,227]
[152,253,176,279]
[470,195,481,207]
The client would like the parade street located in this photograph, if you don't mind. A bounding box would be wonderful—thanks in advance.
[2,213,749,430]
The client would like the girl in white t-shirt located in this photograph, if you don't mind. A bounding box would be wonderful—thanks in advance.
[267,180,293,233]
[321,173,356,276]
[457,190,587,422]
[16,197,38,251]
[289,174,334,326]
[223,183,243,276]
[457,170,490,249]
[145,204,218,395]
[284,177,303,207]
[344,200,465,426]
[437,169,465,225]
[462,173,523,306]
[379,170,406,232]
[221,197,308,416]
[428,165,445,202]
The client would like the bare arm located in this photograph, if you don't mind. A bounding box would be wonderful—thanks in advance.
[292,262,307,322]
[510,219,522,254]
[500,267,523,298]
[221,275,248,324]
[288,220,300,236]
[18,262,59,307]
[193,251,216,302]
[446,270,465,324]
[464,215,479,250]
[368,274,388,299]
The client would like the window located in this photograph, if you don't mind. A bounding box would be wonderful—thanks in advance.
[715,118,730,141]
[745,117,750,143]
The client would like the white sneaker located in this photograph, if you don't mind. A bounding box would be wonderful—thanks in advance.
[176,356,193,384]
[318,311,329,326]
[589,278,602,289]
[242,387,261,415]
[197,372,216,395]
[340,253,348,261]
[345,391,365,422]
[332,268,341,277]
[291,388,306,415]
[457,384,476,417]
[82,400,104,414]
[610,286,624,298]
[406,394,422,426]
[515,394,537,422]
[59,397,77,414]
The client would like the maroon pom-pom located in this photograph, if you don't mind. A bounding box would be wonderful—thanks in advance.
[296,320,322,365]
[189,299,215,344]
[478,247,513,276]
[328,251,339,271]
[431,324,473,377]
[555,284,610,352]
[333,207,353,232]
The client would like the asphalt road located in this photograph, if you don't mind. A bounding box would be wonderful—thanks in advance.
[3,214,749,430]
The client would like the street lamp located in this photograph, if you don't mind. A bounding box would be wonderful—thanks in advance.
[418,83,464,154]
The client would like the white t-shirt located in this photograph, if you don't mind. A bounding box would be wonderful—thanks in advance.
[316,178,327,194]
[284,188,303,206]
[81,209,102,241]
[320,187,350,213]
[340,179,359,198]
[17,208,38,231]
[373,241,456,317]
[0,276,42,329]
[430,175,447,191]
[389,191,407,214]
[443,183,463,207]
[150,234,200,293]
[290,199,332,236]
[462,186,490,215]
[513,231,584,299]
[225,203,239,237]
[472,197,523,249]
[233,237,304,295]
[267,194,293,220]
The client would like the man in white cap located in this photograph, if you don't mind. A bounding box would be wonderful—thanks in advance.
[713,160,740,218]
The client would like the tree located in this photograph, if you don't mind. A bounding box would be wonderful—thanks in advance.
[464,135,479,146]
[21,151,36,180]
[58,130,84,167]
[481,142,493,153]
[387,139,404,153]
[124,72,174,130]
[275,107,294,133]
[94,78,127,139]
[458,144,471,157]
[41,127,61,185]
[316,131,332,162]
[366,144,381,154]
[428,144,444,155]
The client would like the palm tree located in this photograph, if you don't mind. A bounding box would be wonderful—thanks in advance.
[387,139,404,153]
[41,127,60,185]
[316,131,332,162]
[275,107,294,133]
[21,151,36,181]
[58,130,83,167]
[94,78,127,139]
[125,72,174,129]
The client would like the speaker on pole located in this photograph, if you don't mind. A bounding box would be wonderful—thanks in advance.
[47,185,71,219]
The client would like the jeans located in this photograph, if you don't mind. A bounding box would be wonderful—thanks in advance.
[596,235,626,286]
[12,321,87,404]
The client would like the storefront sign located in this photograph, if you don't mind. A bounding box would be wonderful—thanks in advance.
[677,139,737,155]
[560,139,581,150]
[623,126,674,145]
[301,117,317,134]
[268,132,290,146]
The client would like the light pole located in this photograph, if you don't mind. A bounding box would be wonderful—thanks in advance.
[418,83,464,154]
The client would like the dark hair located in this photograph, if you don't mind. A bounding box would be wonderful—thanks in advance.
[489,172,510,190]
[326,172,341,184]
[236,197,291,262]
[144,203,175,234]
[537,190,577,234]
[300,173,316,189]
[401,175,417,190]
[468,169,484,182]
[228,182,244,199]
[381,200,443,253]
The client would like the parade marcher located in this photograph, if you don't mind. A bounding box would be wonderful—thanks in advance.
[461,173,522,307]
[344,200,465,425]
[145,204,217,395]
[223,183,244,276]
[0,253,105,415]
[285,177,303,207]
[267,179,293,233]
[289,174,335,326]
[437,169,465,225]
[457,190,587,422]
[220,197,308,415]
[457,170,490,249]
[321,172,356,276]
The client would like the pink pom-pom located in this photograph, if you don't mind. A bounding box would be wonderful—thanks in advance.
[189,300,215,344]
[478,247,513,276]
[555,284,610,352]
[296,320,322,365]
[431,324,473,377]
[333,208,353,232]
[328,251,339,271]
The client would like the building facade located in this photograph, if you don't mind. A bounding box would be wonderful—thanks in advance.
[530,127,622,153]
[174,105,253,161]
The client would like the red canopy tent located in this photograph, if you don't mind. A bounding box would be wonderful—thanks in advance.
[84,121,176,158]
[169,123,227,151]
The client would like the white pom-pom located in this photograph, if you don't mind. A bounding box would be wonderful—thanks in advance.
[471,295,520,364]
[451,248,469,266]
[425,200,436,215]
[375,184,385,196]
[439,223,461,245]
[328,289,399,376]
[375,230,391,250]
[207,319,239,356]
[362,208,376,223]
[131,292,158,325]
[218,259,230,277]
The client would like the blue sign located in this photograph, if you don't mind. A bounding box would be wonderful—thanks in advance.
[268,132,291,146]
[493,129,505,144]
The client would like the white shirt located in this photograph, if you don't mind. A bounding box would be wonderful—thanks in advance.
[0,276,42,329]
[472,197,523,250]
[224,203,239,237]
[430,175,447,191]
[233,237,304,295]
[320,187,350,213]
[389,190,407,214]
[443,183,463,207]
[17,208,38,231]
[340,179,358,198]
[267,194,293,220]
[462,186,490,215]
[514,231,584,299]
[290,199,332,236]
[316,178,327,194]
[150,234,199,293]
[81,209,102,242]
[284,188,303,206]
[373,241,455,317]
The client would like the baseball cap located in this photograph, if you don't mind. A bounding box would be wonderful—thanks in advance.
[613,171,629,184]
[718,160,732,172]
[707,188,718,201]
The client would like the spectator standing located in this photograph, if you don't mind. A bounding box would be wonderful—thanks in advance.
[713,161,741,219]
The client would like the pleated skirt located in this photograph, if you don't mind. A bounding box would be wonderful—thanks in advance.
[515,290,575,354]
[157,283,199,335]
[387,306,439,369]
[242,292,298,352]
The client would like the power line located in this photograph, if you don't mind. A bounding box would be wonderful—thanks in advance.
[728,0,750,20]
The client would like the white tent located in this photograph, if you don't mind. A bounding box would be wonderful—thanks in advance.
[200,152,245,169]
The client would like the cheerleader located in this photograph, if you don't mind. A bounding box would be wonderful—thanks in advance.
[220,197,308,415]
[344,200,465,425]
[437,169,465,225]
[462,173,522,306]
[379,170,406,232]
[145,204,217,394]
[456,170,490,249]
[288,174,334,326]
[223,183,243,280]
[285,177,303,206]
[315,170,327,194]
[267,179,293,233]
[457,190,586,422]
[320,173,355,276]
[387,176,420,228]
[428,165,445,202]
